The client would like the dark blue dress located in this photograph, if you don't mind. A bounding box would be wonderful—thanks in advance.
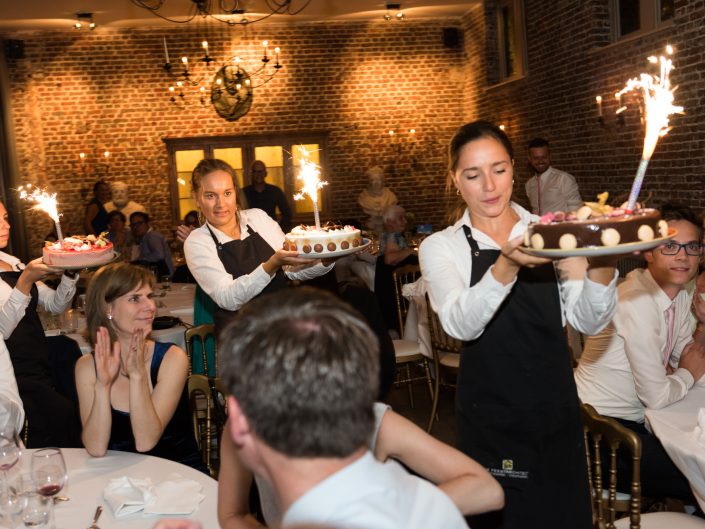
[107,342,208,474]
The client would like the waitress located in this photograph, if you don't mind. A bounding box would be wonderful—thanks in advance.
[419,121,618,529]
[184,159,333,332]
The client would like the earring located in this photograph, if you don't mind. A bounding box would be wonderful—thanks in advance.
[456,188,461,196]
[107,311,113,320]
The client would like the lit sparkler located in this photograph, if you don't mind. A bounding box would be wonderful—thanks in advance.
[18,184,63,242]
[617,45,683,213]
[293,146,328,230]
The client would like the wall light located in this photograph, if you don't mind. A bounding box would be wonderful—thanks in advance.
[73,12,96,30]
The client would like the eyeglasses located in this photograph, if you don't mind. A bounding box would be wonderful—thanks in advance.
[659,241,703,256]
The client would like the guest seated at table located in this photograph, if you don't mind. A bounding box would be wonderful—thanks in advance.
[0,200,81,447]
[130,212,174,278]
[575,204,705,501]
[75,262,206,473]
[105,210,132,258]
[83,179,111,236]
[183,158,333,333]
[217,400,503,529]
[0,339,24,433]
[220,287,472,529]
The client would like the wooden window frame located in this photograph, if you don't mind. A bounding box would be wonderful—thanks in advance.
[496,0,527,82]
[611,0,674,40]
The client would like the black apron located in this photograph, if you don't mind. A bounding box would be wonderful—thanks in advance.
[1,272,81,447]
[206,224,288,332]
[457,226,591,529]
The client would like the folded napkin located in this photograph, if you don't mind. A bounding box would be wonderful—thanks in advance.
[104,474,204,518]
[693,408,705,446]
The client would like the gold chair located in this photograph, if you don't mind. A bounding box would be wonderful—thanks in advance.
[424,293,460,433]
[185,323,217,376]
[391,265,433,408]
[187,374,228,477]
[580,403,704,529]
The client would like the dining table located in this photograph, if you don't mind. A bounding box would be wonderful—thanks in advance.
[10,448,217,529]
[644,384,705,512]
[45,283,196,353]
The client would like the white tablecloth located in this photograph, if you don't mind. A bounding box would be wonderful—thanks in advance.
[645,385,705,511]
[13,448,217,529]
[46,284,196,353]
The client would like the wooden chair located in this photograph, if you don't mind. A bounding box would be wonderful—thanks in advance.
[185,323,217,376]
[391,265,433,408]
[424,293,460,433]
[187,374,228,478]
[580,403,704,529]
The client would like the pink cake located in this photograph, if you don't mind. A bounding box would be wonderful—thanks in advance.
[43,234,114,267]
[283,224,363,255]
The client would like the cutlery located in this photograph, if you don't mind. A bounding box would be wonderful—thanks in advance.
[87,505,102,529]
[53,495,70,503]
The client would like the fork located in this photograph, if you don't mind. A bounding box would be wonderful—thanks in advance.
[87,506,102,529]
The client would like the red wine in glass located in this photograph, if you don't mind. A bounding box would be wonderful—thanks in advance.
[37,484,62,497]
[30,448,67,529]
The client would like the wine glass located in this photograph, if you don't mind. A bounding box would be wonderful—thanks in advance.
[75,294,86,316]
[0,428,21,528]
[30,449,66,529]
[21,491,50,528]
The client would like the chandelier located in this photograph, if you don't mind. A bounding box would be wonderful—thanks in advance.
[131,0,309,121]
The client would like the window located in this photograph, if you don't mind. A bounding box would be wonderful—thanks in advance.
[613,0,674,39]
[164,132,329,225]
[496,0,527,82]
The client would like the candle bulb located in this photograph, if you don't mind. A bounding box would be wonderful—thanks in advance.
[163,36,170,63]
[182,56,188,66]
[274,46,281,64]
[263,40,269,59]
[202,40,209,57]
[79,152,86,161]
[103,151,110,159]
[595,95,603,117]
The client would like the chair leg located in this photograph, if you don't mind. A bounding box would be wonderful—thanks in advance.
[405,364,415,408]
[422,358,433,401]
[427,368,441,433]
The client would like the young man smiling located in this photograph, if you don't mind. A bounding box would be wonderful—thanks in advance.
[575,204,705,500]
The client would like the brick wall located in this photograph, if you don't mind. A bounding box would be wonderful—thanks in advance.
[3,19,465,255]
[463,0,705,213]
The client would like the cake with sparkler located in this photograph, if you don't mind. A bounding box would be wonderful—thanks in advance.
[525,46,681,254]
[525,194,666,250]
[43,234,114,267]
[284,224,363,255]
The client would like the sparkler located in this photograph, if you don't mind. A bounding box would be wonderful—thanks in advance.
[18,185,63,242]
[293,146,328,230]
[617,45,683,213]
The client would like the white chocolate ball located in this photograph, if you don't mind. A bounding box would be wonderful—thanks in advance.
[576,205,593,221]
[637,224,654,241]
[559,233,578,250]
[530,233,545,250]
[658,220,669,238]
[601,228,621,246]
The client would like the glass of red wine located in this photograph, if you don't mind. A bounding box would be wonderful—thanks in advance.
[30,449,66,529]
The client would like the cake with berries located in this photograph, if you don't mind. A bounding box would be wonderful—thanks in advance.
[283,224,363,255]
[42,234,114,267]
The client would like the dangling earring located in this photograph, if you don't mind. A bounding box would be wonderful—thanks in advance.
[107,311,113,320]
[456,188,461,196]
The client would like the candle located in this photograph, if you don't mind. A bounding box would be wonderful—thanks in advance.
[293,146,328,231]
[262,40,268,58]
[79,152,86,161]
[163,37,170,63]
[202,40,209,57]
[18,185,63,242]
[182,56,188,66]
[595,95,603,117]
[274,47,280,63]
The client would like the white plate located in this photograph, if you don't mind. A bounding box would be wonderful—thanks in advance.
[169,307,194,317]
[519,231,676,259]
[297,239,372,259]
[43,251,120,270]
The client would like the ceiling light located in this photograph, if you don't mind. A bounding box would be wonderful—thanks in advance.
[73,12,96,30]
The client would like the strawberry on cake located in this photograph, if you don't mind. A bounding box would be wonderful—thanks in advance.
[283,224,363,256]
[43,233,114,267]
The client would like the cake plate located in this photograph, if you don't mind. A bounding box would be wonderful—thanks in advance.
[519,231,676,259]
[43,251,121,270]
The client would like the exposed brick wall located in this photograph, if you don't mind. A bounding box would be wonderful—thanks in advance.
[464,0,705,213]
[3,19,465,256]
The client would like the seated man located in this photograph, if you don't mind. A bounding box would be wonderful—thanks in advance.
[129,212,174,278]
[221,287,469,529]
[575,204,705,500]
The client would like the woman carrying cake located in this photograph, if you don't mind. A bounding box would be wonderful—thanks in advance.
[183,159,334,332]
[0,200,81,447]
[419,121,619,529]
[75,262,206,472]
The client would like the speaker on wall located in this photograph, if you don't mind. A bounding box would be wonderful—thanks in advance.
[5,40,25,59]
[442,27,461,48]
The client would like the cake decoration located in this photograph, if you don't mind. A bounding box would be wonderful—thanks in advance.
[43,233,114,267]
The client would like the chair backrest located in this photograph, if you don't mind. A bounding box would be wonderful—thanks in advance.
[424,293,462,361]
[580,403,642,529]
[187,374,228,477]
[392,264,421,335]
[185,323,217,376]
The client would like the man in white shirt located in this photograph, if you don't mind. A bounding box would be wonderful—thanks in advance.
[575,204,705,500]
[220,287,468,529]
[524,138,582,215]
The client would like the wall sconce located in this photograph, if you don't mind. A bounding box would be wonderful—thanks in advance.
[73,12,96,30]
[595,93,626,128]
[384,3,405,21]
[77,150,111,177]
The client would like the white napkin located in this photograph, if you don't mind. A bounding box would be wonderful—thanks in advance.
[104,474,204,518]
[693,408,705,446]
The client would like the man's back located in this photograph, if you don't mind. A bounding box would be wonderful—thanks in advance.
[282,452,468,529]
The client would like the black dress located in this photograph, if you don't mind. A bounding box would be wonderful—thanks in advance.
[458,226,591,529]
[87,197,109,235]
[107,341,208,474]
